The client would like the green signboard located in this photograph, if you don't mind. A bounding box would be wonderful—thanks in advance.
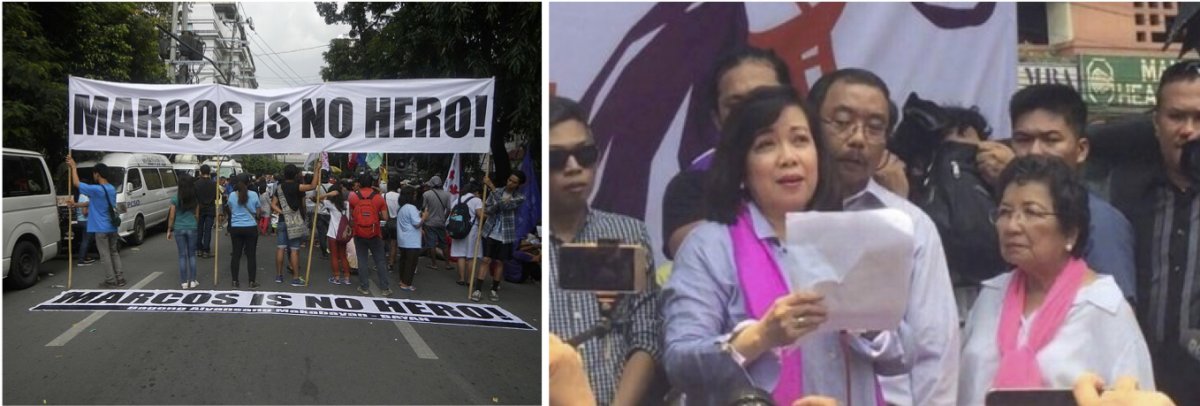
[1081,55,1178,108]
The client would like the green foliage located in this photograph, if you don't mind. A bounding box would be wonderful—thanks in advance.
[237,154,284,176]
[314,2,541,177]
[2,2,170,165]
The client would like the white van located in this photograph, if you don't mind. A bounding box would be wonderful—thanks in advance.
[200,157,242,180]
[74,153,177,245]
[3,148,60,289]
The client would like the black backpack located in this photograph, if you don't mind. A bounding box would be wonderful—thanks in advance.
[914,142,1007,286]
[446,195,477,239]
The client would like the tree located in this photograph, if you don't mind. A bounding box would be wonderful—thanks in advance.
[3,2,170,167]
[237,155,284,177]
[315,2,540,181]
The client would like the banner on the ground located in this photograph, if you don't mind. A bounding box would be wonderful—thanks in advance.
[31,289,534,331]
[68,76,494,154]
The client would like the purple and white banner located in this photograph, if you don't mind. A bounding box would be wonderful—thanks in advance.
[550,2,1017,264]
[69,76,494,154]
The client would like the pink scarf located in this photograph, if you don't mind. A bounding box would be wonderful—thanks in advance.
[730,209,805,405]
[992,257,1088,388]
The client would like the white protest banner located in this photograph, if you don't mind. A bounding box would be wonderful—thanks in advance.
[68,76,495,154]
[32,289,535,331]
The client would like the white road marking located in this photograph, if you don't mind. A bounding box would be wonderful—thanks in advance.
[367,286,438,359]
[45,272,162,347]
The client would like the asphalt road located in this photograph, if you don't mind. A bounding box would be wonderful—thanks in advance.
[4,226,542,405]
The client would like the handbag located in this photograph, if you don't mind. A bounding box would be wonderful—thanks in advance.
[277,185,308,239]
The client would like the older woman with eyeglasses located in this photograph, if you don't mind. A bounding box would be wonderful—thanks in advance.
[663,86,905,406]
[958,155,1154,405]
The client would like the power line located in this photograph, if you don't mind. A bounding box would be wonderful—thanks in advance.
[237,3,306,86]
[258,44,330,56]
[249,29,309,85]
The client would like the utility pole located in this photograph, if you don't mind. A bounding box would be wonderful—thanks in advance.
[167,2,178,79]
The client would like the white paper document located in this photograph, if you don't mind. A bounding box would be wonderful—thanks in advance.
[783,209,915,333]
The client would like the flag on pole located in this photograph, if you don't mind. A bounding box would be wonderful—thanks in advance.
[321,151,330,172]
[347,153,358,171]
[444,153,461,202]
[304,152,319,168]
[514,146,540,249]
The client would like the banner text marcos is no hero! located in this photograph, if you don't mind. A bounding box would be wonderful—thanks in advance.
[68,76,494,154]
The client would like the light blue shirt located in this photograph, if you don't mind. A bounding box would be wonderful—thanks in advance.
[396,204,422,249]
[77,182,117,233]
[663,203,906,406]
[1084,193,1137,301]
[76,194,89,222]
[844,180,959,406]
[227,191,260,228]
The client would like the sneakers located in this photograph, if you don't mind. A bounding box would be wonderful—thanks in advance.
[399,285,416,292]
[356,286,370,295]
[77,258,97,266]
[181,282,189,289]
[470,290,481,302]
[380,288,393,297]
[291,278,306,287]
[98,280,120,289]
[455,280,467,286]
[249,281,260,289]
[189,280,199,289]
[329,276,340,285]
[489,290,499,302]
[116,279,127,287]
[275,275,284,283]
[342,276,352,285]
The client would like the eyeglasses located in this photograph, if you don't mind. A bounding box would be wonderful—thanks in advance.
[549,144,600,170]
[822,116,888,141]
[990,206,1057,224]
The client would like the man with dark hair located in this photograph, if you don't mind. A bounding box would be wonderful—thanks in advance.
[350,173,391,296]
[195,164,216,258]
[807,68,958,406]
[65,157,126,288]
[547,96,660,406]
[1108,60,1200,406]
[474,170,527,302]
[1005,84,1137,301]
[421,175,453,270]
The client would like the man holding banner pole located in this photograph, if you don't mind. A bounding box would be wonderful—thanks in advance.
[65,156,126,289]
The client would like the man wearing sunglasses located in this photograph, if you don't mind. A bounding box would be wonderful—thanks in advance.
[1107,59,1200,406]
[474,169,526,302]
[547,96,661,406]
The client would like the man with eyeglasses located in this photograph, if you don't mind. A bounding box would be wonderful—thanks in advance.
[1107,59,1200,406]
[807,68,959,406]
[547,95,661,406]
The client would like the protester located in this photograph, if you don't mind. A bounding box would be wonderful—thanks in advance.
[350,174,391,296]
[1107,59,1200,406]
[958,155,1153,405]
[807,68,959,406]
[394,186,422,292]
[549,334,597,406]
[548,96,661,406]
[384,181,401,267]
[195,164,216,258]
[450,182,485,285]
[663,86,873,405]
[68,191,97,265]
[167,174,200,289]
[421,175,453,270]
[65,156,126,288]
[474,171,526,302]
[319,182,351,285]
[271,163,321,286]
[226,174,262,289]
[312,172,334,259]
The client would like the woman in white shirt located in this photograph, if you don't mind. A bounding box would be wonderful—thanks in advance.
[958,155,1153,405]
[320,183,352,285]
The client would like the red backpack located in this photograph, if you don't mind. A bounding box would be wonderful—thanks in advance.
[351,189,382,239]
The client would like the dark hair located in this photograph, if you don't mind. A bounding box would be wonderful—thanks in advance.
[177,174,197,212]
[996,155,1090,258]
[1156,59,1200,106]
[550,96,589,128]
[706,86,843,224]
[199,164,211,175]
[92,163,110,182]
[236,174,250,210]
[327,183,345,211]
[512,170,527,185]
[357,173,374,188]
[710,46,792,115]
[943,106,993,140]
[283,164,300,182]
[1009,84,1087,139]
[399,186,419,206]
[806,68,898,132]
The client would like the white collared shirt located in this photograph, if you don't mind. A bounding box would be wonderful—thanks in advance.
[958,272,1155,406]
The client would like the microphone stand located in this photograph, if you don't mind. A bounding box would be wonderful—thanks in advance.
[566,294,620,347]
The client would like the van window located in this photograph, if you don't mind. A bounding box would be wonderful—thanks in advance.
[160,169,177,188]
[127,169,143,192]
[144,168,163,190]
[3,155,51,197]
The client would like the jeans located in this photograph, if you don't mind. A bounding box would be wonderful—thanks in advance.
[355,236,389,290]
[95,232,124,284]
[197,211,215,253]
[229,226,258,283]
[74,223,94,260]
[174,229,198,283]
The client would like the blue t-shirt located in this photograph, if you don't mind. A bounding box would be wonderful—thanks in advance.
[397,204,423,249]
[77,182,118,233]
[226,191,260,228]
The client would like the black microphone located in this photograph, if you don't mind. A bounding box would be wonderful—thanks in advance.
[726,385,774,406]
